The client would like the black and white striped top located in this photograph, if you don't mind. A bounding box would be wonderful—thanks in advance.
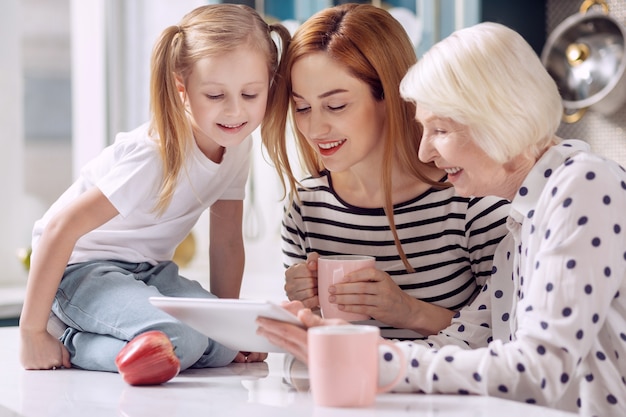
[281,172,511,340]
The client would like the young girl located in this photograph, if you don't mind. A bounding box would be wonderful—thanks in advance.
[19,4,290,377]
[261,4,510,340]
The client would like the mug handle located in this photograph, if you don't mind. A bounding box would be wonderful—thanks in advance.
[376,340,407,394]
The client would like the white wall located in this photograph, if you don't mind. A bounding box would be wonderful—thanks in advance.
[0,1,29,287]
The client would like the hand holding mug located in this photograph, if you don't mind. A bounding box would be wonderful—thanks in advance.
[284,253,320,309]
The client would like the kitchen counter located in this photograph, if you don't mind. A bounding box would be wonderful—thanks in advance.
[0,326,577,417]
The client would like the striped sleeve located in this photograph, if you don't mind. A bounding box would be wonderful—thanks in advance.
[281,197,308,267]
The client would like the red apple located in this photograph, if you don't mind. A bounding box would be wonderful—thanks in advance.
[115,330,180,386]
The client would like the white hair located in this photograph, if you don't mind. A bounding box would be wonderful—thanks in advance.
[400,22,562,163]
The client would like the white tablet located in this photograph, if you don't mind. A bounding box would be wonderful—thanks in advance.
[149,296,303,353]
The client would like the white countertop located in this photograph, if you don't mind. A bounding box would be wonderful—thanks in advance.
[0,326,577,417]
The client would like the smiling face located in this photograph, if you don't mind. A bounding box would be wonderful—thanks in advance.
[416,106,525,199]
[290,52,386,174]
[180,46,269,159]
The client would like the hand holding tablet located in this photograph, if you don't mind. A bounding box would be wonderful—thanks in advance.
[149,297,303,353]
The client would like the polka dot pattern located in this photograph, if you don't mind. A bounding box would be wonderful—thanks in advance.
[378,141,626,417]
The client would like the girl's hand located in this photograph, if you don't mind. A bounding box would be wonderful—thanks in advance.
[20,329,71,370]
[284,253,320,309]
[233,351,268,363]
[256,300,347,364]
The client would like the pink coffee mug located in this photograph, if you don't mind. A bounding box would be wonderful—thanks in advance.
[317,255,375,321]
[308,325,406,408]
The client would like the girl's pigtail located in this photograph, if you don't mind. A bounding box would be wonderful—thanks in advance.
[261,23,294,202]
[149,26,190,215]
[268,23,292,86]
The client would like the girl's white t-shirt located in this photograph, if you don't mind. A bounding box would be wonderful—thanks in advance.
[32,122,251,265]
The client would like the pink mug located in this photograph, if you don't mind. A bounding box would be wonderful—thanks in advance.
[317,255,375,321]
[308,325,406,408]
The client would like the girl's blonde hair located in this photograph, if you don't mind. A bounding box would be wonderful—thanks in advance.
[149,4,290,214]
[400,22,562,163]
[261,3,444,271]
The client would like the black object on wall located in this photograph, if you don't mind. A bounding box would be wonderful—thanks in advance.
[481,0,547,56]
[0,318,19,327]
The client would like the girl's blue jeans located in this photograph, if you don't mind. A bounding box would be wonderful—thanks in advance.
[52,260,238,372]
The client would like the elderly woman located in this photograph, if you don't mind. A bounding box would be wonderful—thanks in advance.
[257,22,626,416]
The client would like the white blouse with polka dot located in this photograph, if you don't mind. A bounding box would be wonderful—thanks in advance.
[379,140,626,416]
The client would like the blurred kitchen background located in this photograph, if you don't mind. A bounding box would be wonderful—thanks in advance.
[2,0,625,325]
